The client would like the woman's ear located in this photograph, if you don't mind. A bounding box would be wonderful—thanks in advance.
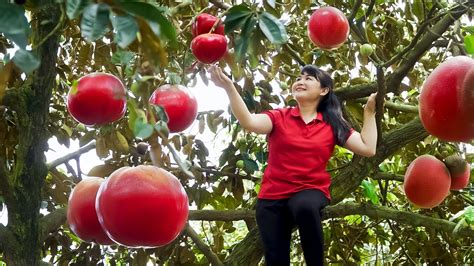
[321,87,330,96]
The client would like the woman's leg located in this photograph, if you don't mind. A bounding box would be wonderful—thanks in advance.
[287,189,329,266]
[256,198,294,266]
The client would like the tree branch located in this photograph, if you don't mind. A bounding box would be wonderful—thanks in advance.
[372,172,404,182]
[191,204,474,238]
[209,0,230,10]
[331,116,429,203]
[283,43,306,66]
[326,203,474,238]
[183,224,224,266]
[38,208,67,244]
[189,209,254,221]
[375,66,387,146]
[387,2,474,93]
[46,141,96,170]
[352,98,419,113]
[335,82,378,101]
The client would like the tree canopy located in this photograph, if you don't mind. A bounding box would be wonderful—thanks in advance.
[0,0,473,265]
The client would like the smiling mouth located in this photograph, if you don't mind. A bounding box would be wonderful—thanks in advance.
[295,87,306,91]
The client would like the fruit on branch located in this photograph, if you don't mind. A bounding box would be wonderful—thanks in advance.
[403,155,451,208]
[443,155,471,190]
[96,165,189,248]
[307,6,349,50]
[192,13,225,37]
[149,84,198,133]
[419,56,474,142]
[67,73,127,126]
[191,33,228,64]
[360,43,374,57]
[67,177,114,245]
[136,142,150,156]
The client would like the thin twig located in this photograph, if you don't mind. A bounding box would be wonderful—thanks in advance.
[46,141,96,170]
[184,224,224,266]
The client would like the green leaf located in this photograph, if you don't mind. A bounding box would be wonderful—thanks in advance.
[464,34,474,55]
[0,4,30,49]
[151,105,169,123]
[81,3,110,42]
[361,180,379,204]
[243,159,259,173]
[66,0,91,20]
[153,120,169,139]
[412,0,424,21]
[12,49,40,74]
[117,1,177,47]
[465,206,474,224]
[258,12,288,45]
[265,0,276,8]
[223,4,253,34]
[464,26,474,34]
[111,50,136,66]
[234,15,257,62]
[134,117,154,139]
[110,13,138,48]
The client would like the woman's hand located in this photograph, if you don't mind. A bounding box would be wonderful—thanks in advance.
[364,92,378,114]
[208,65,234,90]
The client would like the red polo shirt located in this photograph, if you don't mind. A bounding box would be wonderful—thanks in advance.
[258,107,353,200]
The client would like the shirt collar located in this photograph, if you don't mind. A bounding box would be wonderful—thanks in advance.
[290,106,323,122]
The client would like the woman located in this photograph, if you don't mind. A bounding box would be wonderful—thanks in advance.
[209,64,378,266]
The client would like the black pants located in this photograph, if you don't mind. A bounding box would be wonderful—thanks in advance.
[256,189,330,266]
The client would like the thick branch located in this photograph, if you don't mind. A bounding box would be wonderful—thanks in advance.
[353,98,419,113]
[372,172,404,182]
[375,67,387,146]
[38,208,67,243]
[326,203,474,238]
[184,224,224,266]
[335,82,378,101]
[189,209,254,221]
[193,204,474,238]
[331,117,429,203]
[47,141,96,170]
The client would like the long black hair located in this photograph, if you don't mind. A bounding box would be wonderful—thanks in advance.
[300,65,351,145]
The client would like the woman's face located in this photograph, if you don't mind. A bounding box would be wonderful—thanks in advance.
[291,73,328,102]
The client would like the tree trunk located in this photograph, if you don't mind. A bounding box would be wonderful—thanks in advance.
[2,2,59,264]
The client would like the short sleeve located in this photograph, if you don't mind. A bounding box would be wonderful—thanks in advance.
[342,128,356,146]
[261,108,284,127]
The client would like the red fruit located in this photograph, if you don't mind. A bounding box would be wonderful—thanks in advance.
[403,155,451,209]
[192,13,225,37]
[419,56,474,142]
[149,84,198,133]
[444,155,471,190]
[67,177,114,245]
[307,6,349,50]
[67,73,127,126]
[191,33,227,64]
[96,165,189,248]
[450,163,471,190]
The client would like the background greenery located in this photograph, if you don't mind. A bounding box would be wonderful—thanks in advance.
[0,0,473,265]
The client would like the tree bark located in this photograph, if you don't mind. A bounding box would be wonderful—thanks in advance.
[1,2,60,265]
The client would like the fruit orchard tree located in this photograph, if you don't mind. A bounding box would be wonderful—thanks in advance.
[0,0,474,265]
